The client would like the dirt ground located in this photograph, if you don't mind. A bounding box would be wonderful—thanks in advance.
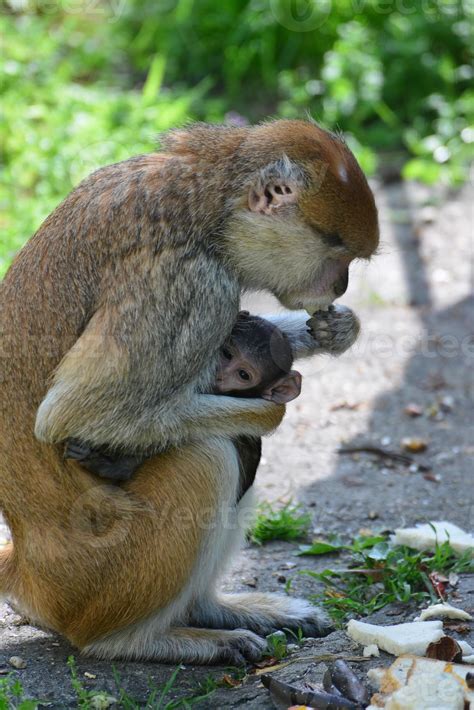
[1,179,473,706]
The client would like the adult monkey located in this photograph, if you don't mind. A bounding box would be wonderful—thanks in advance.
[0,121,378,663]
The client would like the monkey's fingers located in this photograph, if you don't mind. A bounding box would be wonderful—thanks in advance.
[64,439,92,461]
[306,317,332,345]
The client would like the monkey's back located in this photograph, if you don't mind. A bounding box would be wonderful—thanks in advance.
[0,154,172,520]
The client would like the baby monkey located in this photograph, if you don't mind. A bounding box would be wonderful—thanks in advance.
[65,312,302,481]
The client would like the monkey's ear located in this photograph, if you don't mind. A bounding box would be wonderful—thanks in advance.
[248,157,303,215]
[261,370,302,404]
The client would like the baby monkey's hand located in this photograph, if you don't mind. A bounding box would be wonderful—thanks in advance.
[307,304,360,355]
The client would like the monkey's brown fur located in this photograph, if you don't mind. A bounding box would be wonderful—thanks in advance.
[0,120,378,662]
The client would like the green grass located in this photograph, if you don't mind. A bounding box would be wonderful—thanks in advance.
[265,631,290,661]
[250,502,312,545]
[299,533,474,626]
[69,657,219,709]
[0,675,41,709]
[0,658,244,709]
[1,1,472,276]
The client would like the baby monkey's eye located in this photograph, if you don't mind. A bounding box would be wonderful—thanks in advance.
[222,347,233,360]
[239,369,250,381]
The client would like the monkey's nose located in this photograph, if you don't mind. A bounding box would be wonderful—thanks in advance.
[333,267,349,297]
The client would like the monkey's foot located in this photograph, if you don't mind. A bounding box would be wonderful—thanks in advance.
[190,593,334,639]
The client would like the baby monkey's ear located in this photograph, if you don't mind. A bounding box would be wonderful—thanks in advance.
[248,156,303,215]
[261,370,302,404]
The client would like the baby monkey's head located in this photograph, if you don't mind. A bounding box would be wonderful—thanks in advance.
[215,311,302,404]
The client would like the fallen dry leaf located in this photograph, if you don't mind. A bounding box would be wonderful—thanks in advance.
[429,571,449,598]
[423,470,441,482]
[221,673,242,688]
[254,656,280,669]
[443,621,470,634]
[426,636,463,662]
[401,437,428,453]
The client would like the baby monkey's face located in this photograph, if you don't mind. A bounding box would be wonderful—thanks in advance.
[214,340,302,404]
[215,342,262,394]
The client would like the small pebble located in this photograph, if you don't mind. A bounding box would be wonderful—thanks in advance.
[440,395,454,412]
[84,671,97,679]
[8,656,26,669]
[404,403,423,417]
[279,561,297,570]
[287,644,299,653]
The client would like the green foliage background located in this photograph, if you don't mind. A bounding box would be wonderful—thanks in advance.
[1,0,473,275]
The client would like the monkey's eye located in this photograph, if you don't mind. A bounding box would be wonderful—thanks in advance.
[222,347,233,360]
[238,369,250,381]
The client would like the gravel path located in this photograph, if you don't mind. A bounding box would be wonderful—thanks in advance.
[1,180,472,706]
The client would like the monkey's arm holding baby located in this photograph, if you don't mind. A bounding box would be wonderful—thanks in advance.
[64,307,358,481]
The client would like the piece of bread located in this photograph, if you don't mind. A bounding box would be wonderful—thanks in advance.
[392,521,474,555]
[415,602,472,622]
[347,619,444,656]
[367,655,474,709]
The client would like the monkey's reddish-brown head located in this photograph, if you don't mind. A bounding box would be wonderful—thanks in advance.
[226,119,379,311]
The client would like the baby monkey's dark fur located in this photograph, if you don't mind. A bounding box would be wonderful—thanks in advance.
[65,312,296,482]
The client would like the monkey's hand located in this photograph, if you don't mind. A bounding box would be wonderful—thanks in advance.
[64,439,142,481]
[307,304,360,356]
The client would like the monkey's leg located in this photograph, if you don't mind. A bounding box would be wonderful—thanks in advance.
[84,626,266,665]
[24,436,270,664]
[188,486,333,639]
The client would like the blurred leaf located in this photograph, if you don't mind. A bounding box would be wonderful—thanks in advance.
[297,541,343,556]
[142,54,167,102]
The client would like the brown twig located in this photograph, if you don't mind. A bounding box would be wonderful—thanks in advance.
[337,444,432,472]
